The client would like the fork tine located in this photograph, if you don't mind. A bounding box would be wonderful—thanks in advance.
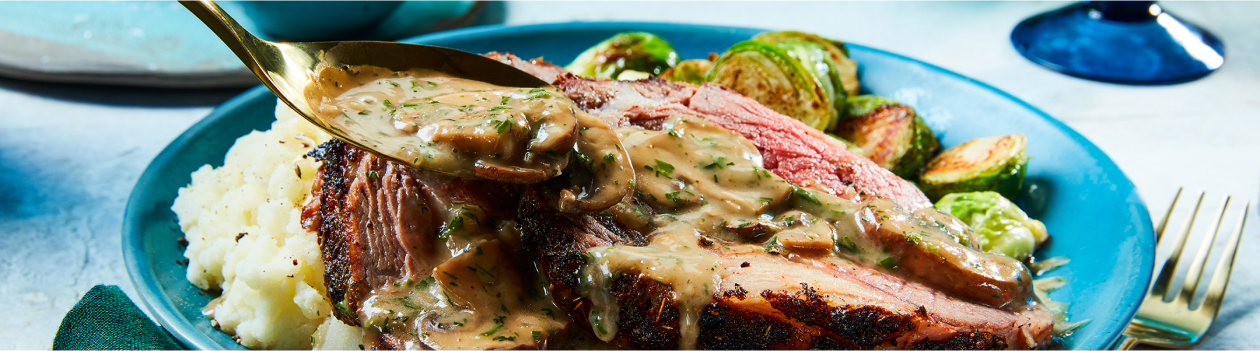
[1155,187,1185,242]
[1179,196,1230,304]
[1200,201,1249,313]
[1150,190,1205,299]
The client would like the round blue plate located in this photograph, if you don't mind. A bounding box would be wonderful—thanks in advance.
[124,22,1154,350]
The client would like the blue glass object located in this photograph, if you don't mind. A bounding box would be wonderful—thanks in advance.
[1011,1,1225,84]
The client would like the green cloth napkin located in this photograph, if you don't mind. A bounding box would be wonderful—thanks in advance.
[53,285,185,350]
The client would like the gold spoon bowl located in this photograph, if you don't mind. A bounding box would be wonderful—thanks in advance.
[180,0,551,171]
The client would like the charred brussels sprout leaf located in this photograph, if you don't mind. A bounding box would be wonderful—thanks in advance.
[659,59,711,85]
[833,95,939,178]
[565,32,680,79]
[935,191,1049,261]
[753,30,860,97]
[706,40,836,131]
[919,134,1029,201]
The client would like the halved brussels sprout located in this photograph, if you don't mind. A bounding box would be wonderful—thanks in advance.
[706,40,836,131]
[659,59,711,85]
[753,30,860,97]
[833,95,939,178]
[935,191,1049,261]
[565,32,680,79]
[920,134,1028,201]
[775,41,845,130]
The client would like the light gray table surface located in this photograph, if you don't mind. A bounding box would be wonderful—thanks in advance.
[2,1,1257,349]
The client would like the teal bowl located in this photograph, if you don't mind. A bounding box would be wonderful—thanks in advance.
[124,22,1155,350]
[233,1,401,41]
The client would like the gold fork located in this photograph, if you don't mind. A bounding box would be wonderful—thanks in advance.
[1114,188,1250,349]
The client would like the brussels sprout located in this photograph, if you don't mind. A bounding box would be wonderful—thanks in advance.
[775,41,846,130]
[919,134,1028,201]
[706,40,836,131]
[659,59,711,85]
[833,95,939,178]
[935,191,1049,261]
[753,30,860,97]
[565,32,680,79]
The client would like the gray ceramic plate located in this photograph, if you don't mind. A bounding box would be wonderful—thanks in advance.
[0,1,481,88]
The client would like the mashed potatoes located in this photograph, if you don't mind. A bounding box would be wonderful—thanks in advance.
[173,102,361,349]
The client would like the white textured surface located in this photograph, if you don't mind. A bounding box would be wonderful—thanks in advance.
[1,1,1257,349]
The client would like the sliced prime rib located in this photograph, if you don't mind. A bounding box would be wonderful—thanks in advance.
[486,54,1053,349]
[482,52,926,211]
[554,76,933,212]
[294,53,1054,350]
[518,191,1054,350]
[483,52,937,211]
[301,139,566,349]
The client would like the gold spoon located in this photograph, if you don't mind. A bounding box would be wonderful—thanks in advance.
[179,0,551,168]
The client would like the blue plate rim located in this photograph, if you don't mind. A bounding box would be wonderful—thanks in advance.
[123,21,1154,350]
[123,85,274,350]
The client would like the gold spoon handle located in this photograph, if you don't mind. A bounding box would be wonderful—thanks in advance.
[180,0,298,95]
[179,1,273,74]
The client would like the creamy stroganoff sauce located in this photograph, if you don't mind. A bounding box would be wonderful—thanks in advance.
[306,65,580,183]
[349,195,569,349]
[307,65,633,213]
[578,116,1033,348]
[300,65,634,349]
[358,237,570,350]
[302,65,1033,349]
[579,116,872,348]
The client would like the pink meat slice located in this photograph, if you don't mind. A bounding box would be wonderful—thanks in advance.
[555,76,933,210]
